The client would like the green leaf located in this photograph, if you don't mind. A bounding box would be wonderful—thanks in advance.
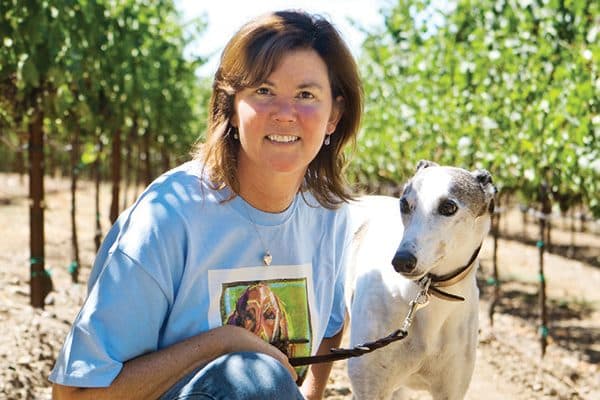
[21,55,39,86]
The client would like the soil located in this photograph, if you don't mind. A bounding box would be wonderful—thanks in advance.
[0,172,599,400]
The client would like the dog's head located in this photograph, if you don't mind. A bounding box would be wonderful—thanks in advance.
[392,160,496,279]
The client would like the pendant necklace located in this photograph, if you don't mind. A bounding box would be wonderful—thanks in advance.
[243,202,273,266]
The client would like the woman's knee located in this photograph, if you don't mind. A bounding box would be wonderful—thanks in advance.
[161,352,303,400]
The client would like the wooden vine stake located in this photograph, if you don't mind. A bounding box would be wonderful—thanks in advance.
[94,137,103,252]
[488,197,501,327]
[538,182,551,357]
[69,125,81,283]
[29,109,49,308]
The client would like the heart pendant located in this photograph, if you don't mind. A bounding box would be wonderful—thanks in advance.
[263,251,272,266]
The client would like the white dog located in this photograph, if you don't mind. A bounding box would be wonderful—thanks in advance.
[346,160,496,400]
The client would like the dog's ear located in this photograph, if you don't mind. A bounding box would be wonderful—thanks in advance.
[473,169,492,187]
[416,160,439,172]
[472,169,497,214]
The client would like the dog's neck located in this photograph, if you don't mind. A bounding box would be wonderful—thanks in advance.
[425,244,482,302]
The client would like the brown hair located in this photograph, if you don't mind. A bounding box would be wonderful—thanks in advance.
[194,10,363,208]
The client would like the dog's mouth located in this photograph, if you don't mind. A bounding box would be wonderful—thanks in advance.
[399,271,427,281]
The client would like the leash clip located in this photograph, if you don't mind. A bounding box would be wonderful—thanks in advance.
[401,277,431,331]
[416,276,431,306]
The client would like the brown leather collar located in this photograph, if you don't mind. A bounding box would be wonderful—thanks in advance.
[426,245,482,302]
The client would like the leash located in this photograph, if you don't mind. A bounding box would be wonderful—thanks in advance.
[289,277,431,366]
[289,243,483,367]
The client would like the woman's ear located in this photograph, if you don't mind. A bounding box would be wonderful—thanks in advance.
[327,96,344,134]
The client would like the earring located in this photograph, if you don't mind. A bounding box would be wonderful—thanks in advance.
[324,135,331,146]
[229,126,239,140]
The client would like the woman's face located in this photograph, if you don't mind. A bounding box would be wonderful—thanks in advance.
[232,48,340,182]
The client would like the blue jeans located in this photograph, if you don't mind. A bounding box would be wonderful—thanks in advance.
[159,352,304,400]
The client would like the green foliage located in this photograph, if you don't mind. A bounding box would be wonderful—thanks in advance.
[0,0,209,175]
[354,0,599,216]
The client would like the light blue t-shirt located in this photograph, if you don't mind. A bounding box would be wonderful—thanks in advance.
[49,160,351,388]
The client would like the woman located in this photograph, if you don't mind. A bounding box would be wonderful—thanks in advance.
[50,10,362,400]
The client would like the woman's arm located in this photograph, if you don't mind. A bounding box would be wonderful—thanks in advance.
[300,325,345,400]
[52,325,296,400]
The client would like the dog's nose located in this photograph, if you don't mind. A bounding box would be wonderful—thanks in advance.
[392,250,417,273]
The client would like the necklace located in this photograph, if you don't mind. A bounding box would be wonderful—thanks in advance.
[242,202,273,266]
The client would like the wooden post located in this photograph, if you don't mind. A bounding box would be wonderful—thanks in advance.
[94,137,103,252]
[538,183,551,357]
[488,204,501,327]
[109,129,121,224]
[29,110,46,308]
[69,126,81,283]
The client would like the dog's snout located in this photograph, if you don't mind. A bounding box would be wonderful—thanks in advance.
[392,250,417,273]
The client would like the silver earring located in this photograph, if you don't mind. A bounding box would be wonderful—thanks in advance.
[324,135,331,146]
[230,126,239,140]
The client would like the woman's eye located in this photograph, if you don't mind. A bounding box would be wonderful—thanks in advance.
[298,91,314,99]
[256,87,271,95]
[438,199,458,216]
[400,198,411,214]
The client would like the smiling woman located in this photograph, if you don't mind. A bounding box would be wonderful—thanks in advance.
[232,48,342,211]
[199,10,363,211]
[50,9,363,400]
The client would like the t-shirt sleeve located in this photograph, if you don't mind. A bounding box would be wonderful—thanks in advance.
[49,181,188,388]
[49,250,169,387]
[323,206,351,337]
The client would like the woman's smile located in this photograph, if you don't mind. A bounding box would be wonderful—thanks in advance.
[266,134,300,144]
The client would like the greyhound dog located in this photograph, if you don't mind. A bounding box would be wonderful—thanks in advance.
[346,160,496,400]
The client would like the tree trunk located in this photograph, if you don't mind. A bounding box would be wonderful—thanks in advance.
[488,204,501,327]
[109,129,121,224]
[538,183,552,358]
[69,126,81,283]
[29,110,48,308]
[94,137,103,252]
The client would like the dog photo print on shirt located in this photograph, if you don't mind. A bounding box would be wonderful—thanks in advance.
[207,263,317,379]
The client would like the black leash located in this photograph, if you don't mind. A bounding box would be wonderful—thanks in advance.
[290,329,408,366]
[290,276,431,367]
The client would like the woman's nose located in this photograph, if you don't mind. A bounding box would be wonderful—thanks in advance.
[271,98,296,122]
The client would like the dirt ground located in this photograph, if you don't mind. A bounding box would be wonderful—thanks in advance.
[0,172,599,400]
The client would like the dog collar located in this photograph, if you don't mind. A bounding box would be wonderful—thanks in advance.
[425,244,482,302]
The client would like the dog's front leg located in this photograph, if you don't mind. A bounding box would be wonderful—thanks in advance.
[348,269,412,400]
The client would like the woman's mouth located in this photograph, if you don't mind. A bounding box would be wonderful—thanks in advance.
[266,135,300,143]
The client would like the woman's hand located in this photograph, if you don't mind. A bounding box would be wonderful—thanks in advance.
[217,325,298,381]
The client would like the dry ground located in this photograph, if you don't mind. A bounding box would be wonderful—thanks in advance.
[0,172,599,399]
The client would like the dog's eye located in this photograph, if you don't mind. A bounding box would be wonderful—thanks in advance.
[400,198,411,214]
[438,199,458,216]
